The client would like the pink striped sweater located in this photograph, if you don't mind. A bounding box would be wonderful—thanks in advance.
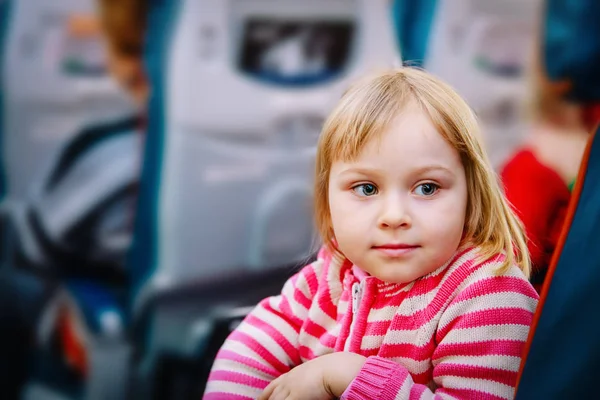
[204,246,538,399]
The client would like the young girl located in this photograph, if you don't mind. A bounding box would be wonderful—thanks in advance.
[203,68,538,400]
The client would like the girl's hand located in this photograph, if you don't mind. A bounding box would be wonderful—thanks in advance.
[258,352,367,400]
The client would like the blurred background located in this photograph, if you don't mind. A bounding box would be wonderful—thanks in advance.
[0,0,597,398]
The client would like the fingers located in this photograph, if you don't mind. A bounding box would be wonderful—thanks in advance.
[259,383,290,400]
[258,380,276,400]
[259,376,286,400]
[269,385,290,400]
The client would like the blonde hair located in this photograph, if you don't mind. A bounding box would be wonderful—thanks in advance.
[314,67,530,277]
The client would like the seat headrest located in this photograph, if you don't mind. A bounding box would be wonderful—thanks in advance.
[543,0,600,102]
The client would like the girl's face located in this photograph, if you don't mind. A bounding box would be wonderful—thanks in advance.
[328,105,468,284]
[67,14,148,106]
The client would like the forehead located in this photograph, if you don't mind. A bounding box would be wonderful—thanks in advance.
[346,108,461,171]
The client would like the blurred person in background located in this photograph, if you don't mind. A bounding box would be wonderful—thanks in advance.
[98,0,149,106]
[500,54,590,293]
[0,1,148,397]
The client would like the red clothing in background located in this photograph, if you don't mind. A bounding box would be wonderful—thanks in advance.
[501,149,571,292]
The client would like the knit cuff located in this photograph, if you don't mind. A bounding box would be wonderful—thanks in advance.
[341,356,409,400]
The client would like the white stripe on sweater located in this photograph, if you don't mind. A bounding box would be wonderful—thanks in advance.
[435,376,514,399]
[252,306,301,346]
[438,292,537,331]
[434,354,521,372]
[442,324,531,345]
[237,323,295,365]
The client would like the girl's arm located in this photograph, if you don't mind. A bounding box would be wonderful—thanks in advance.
[341,271,538,400]
[203,252,325,400]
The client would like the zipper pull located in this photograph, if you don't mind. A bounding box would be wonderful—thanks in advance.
[351,282,362,314]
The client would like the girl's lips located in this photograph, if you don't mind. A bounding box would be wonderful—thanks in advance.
[373,244,420,257]
[374,243,417,249]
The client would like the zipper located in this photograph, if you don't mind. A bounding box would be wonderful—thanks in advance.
[344,281,363,352]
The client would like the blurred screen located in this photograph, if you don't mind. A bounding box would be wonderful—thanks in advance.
[60,14,107,77]
[238,19,353,86]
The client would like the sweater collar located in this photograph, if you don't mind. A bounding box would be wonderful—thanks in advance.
[341,246,477,296]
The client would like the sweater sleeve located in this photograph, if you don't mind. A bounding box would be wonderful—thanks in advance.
[203,251,325,399]
[342,271,539,400]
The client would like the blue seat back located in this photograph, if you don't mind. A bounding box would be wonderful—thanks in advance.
[516,126,600,398]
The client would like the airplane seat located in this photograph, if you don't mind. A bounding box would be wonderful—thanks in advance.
[10,115,141,283]
[127,0,401,396]
[3,114,140,400]
[516,124,600,399]
[131,0,401,306]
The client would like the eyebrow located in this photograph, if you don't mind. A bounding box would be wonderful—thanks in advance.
[338,164,455,177]
[410,165,455,176]
[338,166,384,178]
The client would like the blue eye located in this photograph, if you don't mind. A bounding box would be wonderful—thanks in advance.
[352,183,378,197]
[414,183,439,196]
